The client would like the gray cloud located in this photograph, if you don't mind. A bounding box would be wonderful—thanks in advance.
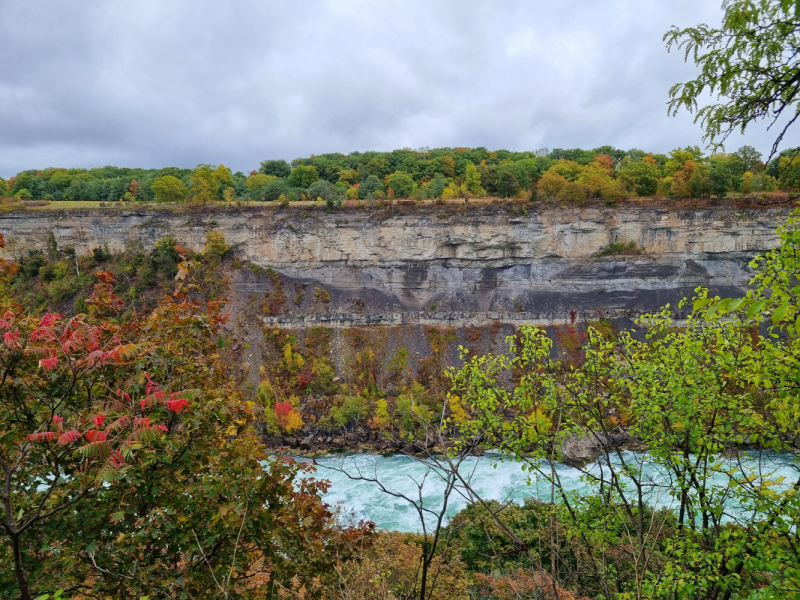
[0,0,785,176]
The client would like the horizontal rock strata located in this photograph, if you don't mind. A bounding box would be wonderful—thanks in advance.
[0,204,787,322]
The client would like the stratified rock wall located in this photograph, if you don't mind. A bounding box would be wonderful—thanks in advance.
[0,204,786,323]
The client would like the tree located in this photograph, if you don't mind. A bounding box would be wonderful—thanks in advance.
[463,164,485,197]
[190,165,220,204]
[778,151,800,189]
[709,157,733,197]
[308,179,335,202]
[245,173,277,201]
[440,155,456,178]
[366,157,391,179]
[446,207,800,599]
[337,169,359,185]
[423,174,447,199]
[547,159,583,182]
[288,165,320,188]
[741,170,755,194]
[358,175,384,199]
[618,160,660,196]
[259,159,291,178]
[0,256,373,599]
[151,175,188,203]
[732,144,764,174]
[385,171,415,198]
[212,164,233,187]
[536,171,567,200]
[665,0,800,158]
[495,170,520,198]
[261,177,291,201]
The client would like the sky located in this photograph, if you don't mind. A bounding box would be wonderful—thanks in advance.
[0,0,787,176]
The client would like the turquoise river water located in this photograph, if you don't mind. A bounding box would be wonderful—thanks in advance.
[308,451,799,532]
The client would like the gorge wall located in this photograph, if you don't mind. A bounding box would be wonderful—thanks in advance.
[0,203,787,327]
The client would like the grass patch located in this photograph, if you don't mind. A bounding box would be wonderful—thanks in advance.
[594,240,642,257]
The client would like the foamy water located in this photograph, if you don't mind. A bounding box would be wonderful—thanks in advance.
[308,451,799,532]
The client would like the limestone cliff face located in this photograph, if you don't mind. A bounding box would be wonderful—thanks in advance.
[0,204,787,323]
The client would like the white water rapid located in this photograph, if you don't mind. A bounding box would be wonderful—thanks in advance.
[309,451,799,532]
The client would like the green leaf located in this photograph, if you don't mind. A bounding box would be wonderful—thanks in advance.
[727,298,744,312]
[747,300,767,318]
[773,303,790,325]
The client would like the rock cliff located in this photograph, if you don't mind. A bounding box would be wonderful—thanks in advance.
[0,203,786,324]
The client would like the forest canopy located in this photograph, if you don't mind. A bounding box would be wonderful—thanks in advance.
[3,144,799,205]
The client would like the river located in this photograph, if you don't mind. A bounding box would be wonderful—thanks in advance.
[309,451,799,532]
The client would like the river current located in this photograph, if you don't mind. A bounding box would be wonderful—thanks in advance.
[309,451,799,532]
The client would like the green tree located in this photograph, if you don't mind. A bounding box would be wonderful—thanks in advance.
[288,165,320,188]
[385,171,415,198]
[245,173,277,200]
[463,163,485,197]
[665,0,800,158]
[189,165,220,203]
[424,173,447,199]
[358,175,384,199]
[618,159,660,196]
[495,170,519,197]
[308,179,335,202]
[366,157,391,178]
[261,177,291,201]
[259,159,291,178]
[709,156,733,197]
[151,175,188,203]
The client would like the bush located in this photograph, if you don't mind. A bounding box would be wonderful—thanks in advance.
[92,246,111,262]
[152,236,181,277]
[204,230,229,258]
[330,395,369,428]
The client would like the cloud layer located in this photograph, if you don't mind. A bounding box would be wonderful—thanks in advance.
[0,0,783,176]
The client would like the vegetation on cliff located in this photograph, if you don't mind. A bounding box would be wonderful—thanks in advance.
[2,144,798,208]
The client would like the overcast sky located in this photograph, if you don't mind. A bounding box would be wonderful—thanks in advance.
[0,0,786,176]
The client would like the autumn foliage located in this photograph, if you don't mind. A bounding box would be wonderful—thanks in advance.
[0,252,372,599]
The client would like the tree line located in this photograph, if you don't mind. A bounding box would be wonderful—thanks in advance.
[2,145,799,206]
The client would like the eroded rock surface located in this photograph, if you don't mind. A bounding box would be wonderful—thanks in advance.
[0,204,785,323]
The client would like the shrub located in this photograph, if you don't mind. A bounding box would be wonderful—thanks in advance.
[330,395,369,428]
[204,230,229,258]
